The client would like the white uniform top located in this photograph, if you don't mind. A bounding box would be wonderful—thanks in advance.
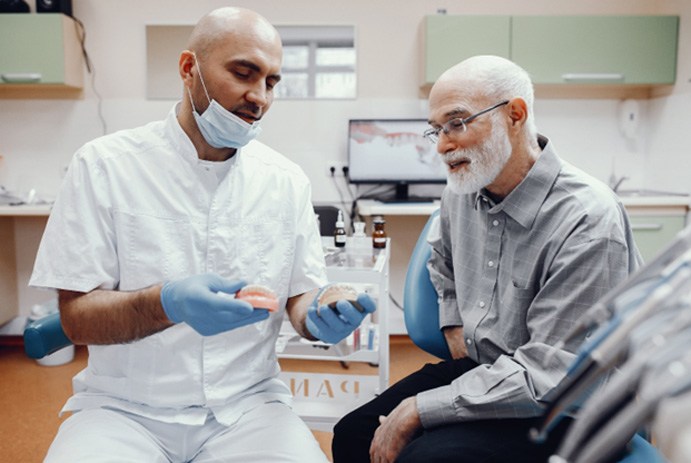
[30,104,328,426]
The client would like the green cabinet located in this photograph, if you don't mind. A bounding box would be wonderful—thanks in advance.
[0,13,83,88]
[421,15,511,87]
[629,214,686,262]
[421,15,679,88]
[512,16,679,85]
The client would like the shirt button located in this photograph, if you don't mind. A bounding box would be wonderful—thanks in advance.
[466,339,473,345]
[488,260,495,267]
[479,301,486,308]
[492,220,499,226]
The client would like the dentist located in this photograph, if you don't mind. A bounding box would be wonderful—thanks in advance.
[31,7,373,462]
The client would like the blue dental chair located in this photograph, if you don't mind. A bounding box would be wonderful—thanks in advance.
[402,209,667,463]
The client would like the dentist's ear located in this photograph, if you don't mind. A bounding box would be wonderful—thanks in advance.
[179,50,197,84]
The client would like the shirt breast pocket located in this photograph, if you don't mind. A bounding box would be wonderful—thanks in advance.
[116,211,196,288]
[498,279,535,346]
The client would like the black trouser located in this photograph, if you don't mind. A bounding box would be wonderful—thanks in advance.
[332,358,573,463]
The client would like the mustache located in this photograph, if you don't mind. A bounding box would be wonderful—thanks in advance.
[441,150,474,164]
[232,104,262,121]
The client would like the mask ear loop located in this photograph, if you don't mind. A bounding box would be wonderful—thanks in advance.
[193,53,212,104]
[186,52,212,114]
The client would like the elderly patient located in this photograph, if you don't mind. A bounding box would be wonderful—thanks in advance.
[332,55,642,463]
[29,7,374,463]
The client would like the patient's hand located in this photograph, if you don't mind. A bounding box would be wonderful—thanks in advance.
[443,326,468,359]
[370,397,421,463]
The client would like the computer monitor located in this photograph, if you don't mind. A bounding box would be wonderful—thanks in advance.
[347,119,447,202]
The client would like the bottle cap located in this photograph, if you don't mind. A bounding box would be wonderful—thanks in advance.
[335,209,345,227]
[353,222,366,235]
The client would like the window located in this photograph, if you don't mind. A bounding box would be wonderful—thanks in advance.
[275,26,356,100]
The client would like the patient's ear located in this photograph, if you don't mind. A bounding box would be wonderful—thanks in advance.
[507,98,528,128]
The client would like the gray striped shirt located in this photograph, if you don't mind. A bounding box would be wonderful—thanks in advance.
[418,136,642,427]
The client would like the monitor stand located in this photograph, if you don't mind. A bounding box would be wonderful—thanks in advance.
[378,184,439,204]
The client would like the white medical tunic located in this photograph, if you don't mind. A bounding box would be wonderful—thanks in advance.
[30,104,328,426]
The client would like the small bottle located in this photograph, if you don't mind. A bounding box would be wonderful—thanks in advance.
[334,209,347,248]
[351,221,372,266]
[372,216,387,249]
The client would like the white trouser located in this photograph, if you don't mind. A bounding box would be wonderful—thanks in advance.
[44,402,329,463]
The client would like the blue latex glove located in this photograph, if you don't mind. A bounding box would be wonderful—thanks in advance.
[160,274,269,336]
[306,288,376,344]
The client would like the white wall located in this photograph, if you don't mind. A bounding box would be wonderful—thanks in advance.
[1,0,690,319]
[1,0,689,201]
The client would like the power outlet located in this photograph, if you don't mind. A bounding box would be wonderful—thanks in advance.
[326,161,348,177]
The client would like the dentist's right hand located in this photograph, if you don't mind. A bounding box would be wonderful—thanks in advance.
[160,273,269,336]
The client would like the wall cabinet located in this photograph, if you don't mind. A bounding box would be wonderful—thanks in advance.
[0,13,83,92]
[421,15,679,91]
[512,16,678,85]
[421,15,510,89]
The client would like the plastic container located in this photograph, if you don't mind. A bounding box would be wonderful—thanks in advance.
[350,221,372,266]
[37,344,75,367]
[29,299,75,367]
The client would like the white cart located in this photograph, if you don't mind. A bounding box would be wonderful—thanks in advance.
[278,238,390,431]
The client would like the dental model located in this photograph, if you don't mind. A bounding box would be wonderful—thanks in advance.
[318,283,364,313]
[235,284,279,312]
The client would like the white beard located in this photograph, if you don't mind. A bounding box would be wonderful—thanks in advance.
[444,123,512,195]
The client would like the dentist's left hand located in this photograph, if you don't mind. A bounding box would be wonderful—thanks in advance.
[306,289,376,344]
[160,273,269,336]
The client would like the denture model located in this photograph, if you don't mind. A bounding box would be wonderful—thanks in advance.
[235,284,279,312]
[317,283,364,313]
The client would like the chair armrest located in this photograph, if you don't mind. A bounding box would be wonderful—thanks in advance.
[23,312,72,359]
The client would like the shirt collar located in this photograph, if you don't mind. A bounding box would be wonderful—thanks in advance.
[482,135,561,229]
[166,102,242,169]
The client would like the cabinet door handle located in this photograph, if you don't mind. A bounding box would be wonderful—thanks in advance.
[1,73,43,83]
[561,73,625,82]
[632,223,663,231]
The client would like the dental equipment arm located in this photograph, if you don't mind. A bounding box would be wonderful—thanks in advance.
[555,224,691,351]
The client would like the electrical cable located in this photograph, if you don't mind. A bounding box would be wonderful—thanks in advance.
[389,293,403,311]
[350,184,395,225]
[72,16,107,136]
[330,175,352,223]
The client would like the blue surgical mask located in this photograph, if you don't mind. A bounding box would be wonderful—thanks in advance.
[187,56,262,149]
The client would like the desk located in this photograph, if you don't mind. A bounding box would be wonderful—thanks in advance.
[357,199,439,216]
[0,205,52,327]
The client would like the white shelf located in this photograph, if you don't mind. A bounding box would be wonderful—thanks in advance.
[278,332,379,363]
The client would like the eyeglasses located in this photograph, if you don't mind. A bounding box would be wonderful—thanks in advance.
[423,100,510,144]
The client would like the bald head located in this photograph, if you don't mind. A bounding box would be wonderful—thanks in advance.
[187,7,281,59]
